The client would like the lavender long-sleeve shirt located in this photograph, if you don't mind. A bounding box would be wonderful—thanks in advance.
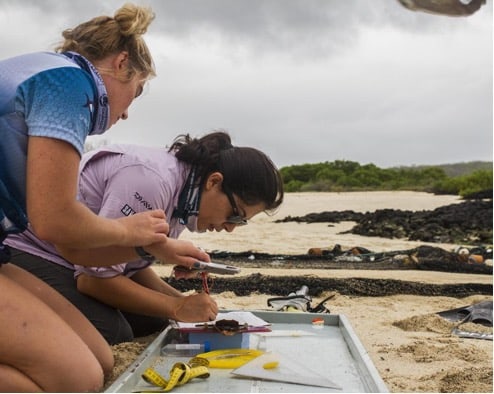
[5,144,195,278]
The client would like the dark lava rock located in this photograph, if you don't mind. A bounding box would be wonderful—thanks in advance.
[276,210,364,223]
[276,200,492,244]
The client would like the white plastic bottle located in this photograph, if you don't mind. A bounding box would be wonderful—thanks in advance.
[161,342,211,357]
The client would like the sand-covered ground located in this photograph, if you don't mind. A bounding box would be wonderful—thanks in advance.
[105,192,493,393]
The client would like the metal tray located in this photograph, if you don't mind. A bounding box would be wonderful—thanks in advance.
[105,311,388,393]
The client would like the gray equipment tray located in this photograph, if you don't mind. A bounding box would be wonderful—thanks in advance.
[105,311,388,393]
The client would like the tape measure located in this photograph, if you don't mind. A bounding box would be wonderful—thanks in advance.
[191,348,264,369]
[141,361,210,392]
[142,368,168,388]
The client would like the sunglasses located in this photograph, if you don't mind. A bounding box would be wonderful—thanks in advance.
[222,185,248,226]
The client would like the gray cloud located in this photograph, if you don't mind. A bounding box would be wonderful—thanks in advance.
[1,0,492,168]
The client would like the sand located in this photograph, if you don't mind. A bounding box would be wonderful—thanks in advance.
[106,192,493,393]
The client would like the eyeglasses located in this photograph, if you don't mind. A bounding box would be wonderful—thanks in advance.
[222,185,248,226]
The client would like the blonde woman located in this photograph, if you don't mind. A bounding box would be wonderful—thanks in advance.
[0,4,208,392]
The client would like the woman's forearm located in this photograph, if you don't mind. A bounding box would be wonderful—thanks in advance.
[77,273,219,322]
[58,238,210,268]
[77,274,182,318]
[131,267,184,297]
[26,137,168,249]
[56,244,142,267]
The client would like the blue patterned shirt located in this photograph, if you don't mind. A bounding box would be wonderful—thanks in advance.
[0,51,102,233]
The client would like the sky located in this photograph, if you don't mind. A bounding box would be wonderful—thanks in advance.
[0,0,492,168]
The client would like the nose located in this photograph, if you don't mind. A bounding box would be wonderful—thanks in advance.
[120,110,129,120]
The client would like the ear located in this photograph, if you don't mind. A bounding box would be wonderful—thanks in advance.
[113,51,129,73]
[204,172,224,191]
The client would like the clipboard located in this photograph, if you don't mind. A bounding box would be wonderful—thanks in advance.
[173,311,272,333]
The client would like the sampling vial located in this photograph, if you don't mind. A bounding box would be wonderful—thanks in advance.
[161,342,211,357]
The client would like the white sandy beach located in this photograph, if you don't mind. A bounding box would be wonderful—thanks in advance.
[108,192,493,393]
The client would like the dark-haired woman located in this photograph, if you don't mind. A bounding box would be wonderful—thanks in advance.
[6,130,284,345]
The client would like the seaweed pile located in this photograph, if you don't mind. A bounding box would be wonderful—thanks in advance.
[164,245,492,298]
[206,245,492,274]
[167,274,492,298]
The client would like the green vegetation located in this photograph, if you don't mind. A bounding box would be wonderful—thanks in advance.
[400,161,493,178]
[280,160,492,197]
[432,169,493,198]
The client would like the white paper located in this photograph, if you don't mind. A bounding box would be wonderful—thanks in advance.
[176,311,270,329]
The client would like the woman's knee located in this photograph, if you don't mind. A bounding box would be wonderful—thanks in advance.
[0,271,106,392]
[56,360,105,393]
[0,363,98,392]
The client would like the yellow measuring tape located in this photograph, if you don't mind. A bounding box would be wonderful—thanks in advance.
[141,360,210,392]
[140,349,263,391]
[191,348,264,369]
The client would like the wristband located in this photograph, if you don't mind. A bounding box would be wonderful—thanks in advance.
[135,246,155,262]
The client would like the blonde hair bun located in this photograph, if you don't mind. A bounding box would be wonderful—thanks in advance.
[114,3,155,37]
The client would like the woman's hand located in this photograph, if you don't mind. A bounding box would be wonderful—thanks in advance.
[116,209,169,247]
[173,292,218,322]
[148,238,210,268]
